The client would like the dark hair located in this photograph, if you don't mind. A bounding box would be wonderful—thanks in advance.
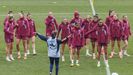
[93,14,99,19]
[122,15,127,18]
[27,12,31,16]
[9,16,13,20]
[20,11,24,15]
[51,31,57,39]
[98,18,102,22]
[8,11,13,14]
[109,9,114,16]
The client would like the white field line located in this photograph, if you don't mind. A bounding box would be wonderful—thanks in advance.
[0,12,133,17]
[103,54,111,75]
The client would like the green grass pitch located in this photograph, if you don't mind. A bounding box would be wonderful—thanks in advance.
[0,0,133,75]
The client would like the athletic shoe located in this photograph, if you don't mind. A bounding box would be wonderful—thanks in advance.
[93,53,96,59]
[50,72,52,75]
[10,55,15,61]
[6,56,11,62]
[123,50,130,57]
[86,49,92,56]
[33,53,37,56]
[86,53,92,56]
[70,63,74,67]
[97,61,100,67]
[62,56,65,62]
[76,63,80,67]
[33,50,36,55]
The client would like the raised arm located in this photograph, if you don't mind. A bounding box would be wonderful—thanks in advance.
[57,25,61,38]
[36,33,48,41]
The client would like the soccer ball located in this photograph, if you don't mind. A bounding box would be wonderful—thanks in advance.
[112,72,119,75]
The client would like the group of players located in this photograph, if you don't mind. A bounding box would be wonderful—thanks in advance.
[4,11,36,61]
[44,10,131,67]
[3,10,131,68]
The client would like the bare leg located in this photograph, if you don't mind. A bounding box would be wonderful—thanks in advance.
[61,43,65,62]
[22,39,27,59]
[69,46,72,61]
[76,47,81,66]
[104,46,108,60]
[92,41,96,59]
[70,47,75,67]
[9,42,14,60]
[110,40,115,58]
[32,36,36,55]
[6,43,11,61]
[97,45,102,61]
[85,39,92,56]
[122,40,128,50]
[97,45,101,67]
[27,38,30,55]
[117,40,122,58]
[122,40,130,56]
[16,38,21,59]
[104,45,109,67]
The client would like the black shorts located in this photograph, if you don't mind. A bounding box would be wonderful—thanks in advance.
[111,37,121,41]
[98,43,107,46]
[90,38,97,42]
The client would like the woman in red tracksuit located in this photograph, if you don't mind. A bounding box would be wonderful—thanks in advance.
[45,12,58,36]
[4,11,13,26]
[89,15,99,59]
[105,9,115,28]
[121,15,131,56]
[4,16,16,61]
[85,19,109,67]
[16,11,30,60]
[57,18,70,62]
[27,13,37,55]
[69,11,84,67]
[71,23,84,67]
[110,15,123,58]
[81,15,92,56]
[96,20,109,67]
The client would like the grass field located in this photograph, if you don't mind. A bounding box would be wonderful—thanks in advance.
[0,0,133,75]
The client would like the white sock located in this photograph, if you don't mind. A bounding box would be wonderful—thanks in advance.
[86,49,89,54]
[76,60,79,64]
[124,50,127,54]
[32,45,36,54]
[33,49,36,54]
[71,60,74,64]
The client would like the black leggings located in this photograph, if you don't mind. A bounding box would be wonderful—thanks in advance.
[49,57,59,75]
